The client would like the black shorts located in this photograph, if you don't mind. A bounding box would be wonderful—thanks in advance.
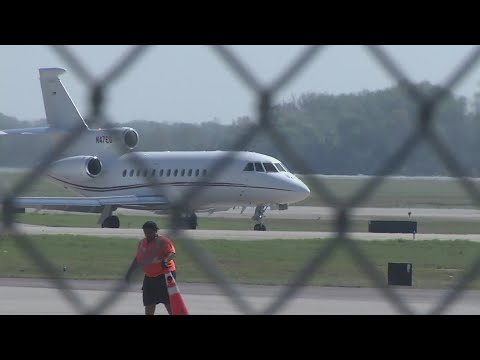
[142,271,176,306]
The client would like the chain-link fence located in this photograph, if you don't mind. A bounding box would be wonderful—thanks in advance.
[2,45,480,314]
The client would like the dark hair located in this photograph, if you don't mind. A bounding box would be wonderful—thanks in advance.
[142,221,158,230]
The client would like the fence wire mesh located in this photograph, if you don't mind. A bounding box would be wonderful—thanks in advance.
[2,45,480,314]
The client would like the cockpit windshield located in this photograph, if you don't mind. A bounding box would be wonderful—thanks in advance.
[243,163,254,171]
[243,161,289,173]
[274,163,288,172]
[254,162,265,172]
[263,162,278,172]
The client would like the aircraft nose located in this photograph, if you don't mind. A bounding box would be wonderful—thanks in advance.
[288,178,310,203]
[297,180,310,199]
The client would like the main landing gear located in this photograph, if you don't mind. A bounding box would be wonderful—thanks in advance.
[181,212,198,230]
[97,206,199,230]
[98,206,120,228]
[102,215,120,228]
[100,214,198,230]
[252,205,268,231]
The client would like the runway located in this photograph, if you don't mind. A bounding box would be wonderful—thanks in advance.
[33,205,480,220]
[6,223,480,241]
[16,205,480,241]
[1,278,480,315]
[196,206,480,220]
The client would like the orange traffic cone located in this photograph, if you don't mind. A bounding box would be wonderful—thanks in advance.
[165,271,189,315]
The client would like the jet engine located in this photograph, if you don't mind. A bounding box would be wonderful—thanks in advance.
[58,127,139,158]
[92,127,139,153]
[117,127,139,150]
[48,155,103,181]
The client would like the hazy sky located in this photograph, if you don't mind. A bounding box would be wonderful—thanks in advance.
[1,45,479,125]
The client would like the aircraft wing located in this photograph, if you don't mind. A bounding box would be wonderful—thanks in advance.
[2,195,169,212]
[0,127,69,135]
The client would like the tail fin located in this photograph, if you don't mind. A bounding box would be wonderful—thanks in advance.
[39,68,88,130]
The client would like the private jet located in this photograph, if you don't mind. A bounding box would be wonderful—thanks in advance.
[0,68,310,230]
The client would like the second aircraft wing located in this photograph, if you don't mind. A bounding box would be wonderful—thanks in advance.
[2,195,169,212]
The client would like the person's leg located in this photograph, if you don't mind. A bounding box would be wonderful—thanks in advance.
[143,276,157,315]
[145,304,156,315]
[145,275,170,315]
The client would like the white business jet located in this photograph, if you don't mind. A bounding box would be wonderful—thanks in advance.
[0,68,310,230]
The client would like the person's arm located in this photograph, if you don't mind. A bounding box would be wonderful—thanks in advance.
[164,252,176,262]
[159,237,176,268]
[161,251,176,268]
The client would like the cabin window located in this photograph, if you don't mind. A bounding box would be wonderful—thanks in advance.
[254,162,265,172]
[129,169,134,177]
[136,169,141,176]
[195,169,200,176]
[263,162,278,172]
[166,169,171,177]
[152,169,156,176]
[122,169,127,177]
[202,169,207,176]
[181,169,185,176]
[174,169,178,177]
[188,169,192,176]
[159,169,164,177]
[243,162,254,171]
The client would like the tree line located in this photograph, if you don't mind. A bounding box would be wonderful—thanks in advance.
[1,81,480,176]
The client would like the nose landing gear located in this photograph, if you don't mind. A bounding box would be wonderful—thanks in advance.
[252,205,268,231]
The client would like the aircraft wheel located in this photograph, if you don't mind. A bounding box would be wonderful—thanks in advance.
[102,215,120,228]
[187,214,198,229]
[254,224,261,231]
[110,216,120,228]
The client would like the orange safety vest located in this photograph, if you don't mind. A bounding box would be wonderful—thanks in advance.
[136,235,176,277]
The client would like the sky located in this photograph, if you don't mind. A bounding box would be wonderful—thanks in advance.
[1,45,479,125]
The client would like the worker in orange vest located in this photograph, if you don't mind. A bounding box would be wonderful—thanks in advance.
[125,221,177,315]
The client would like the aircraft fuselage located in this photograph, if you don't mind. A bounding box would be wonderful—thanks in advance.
[47,150,310,211]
